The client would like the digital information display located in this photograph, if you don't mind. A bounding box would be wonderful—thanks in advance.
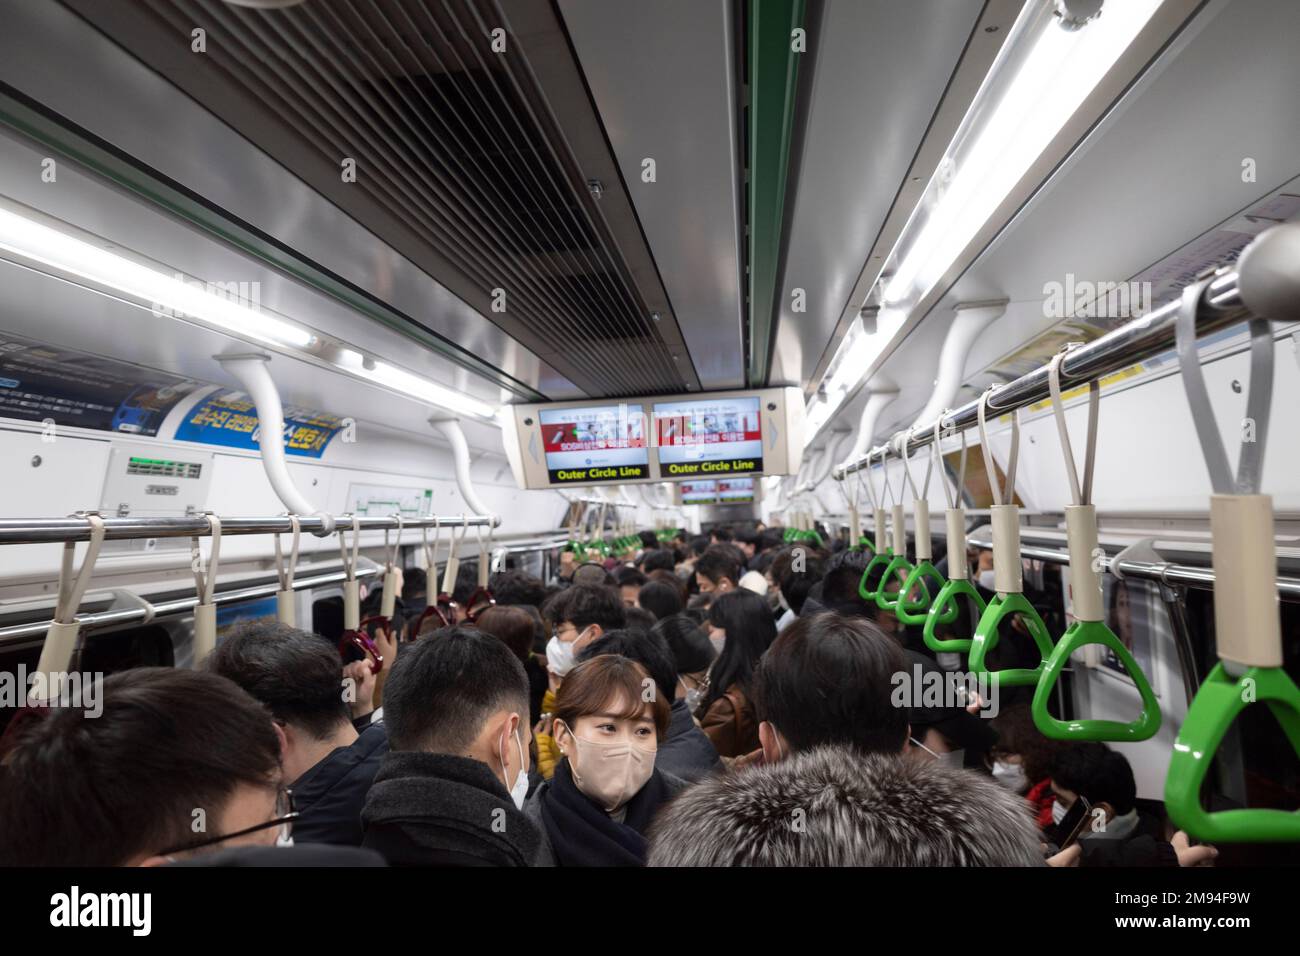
[680,481,719,504]
[717,477,756,503]
[538,404,649,484]
[654,396,763,477]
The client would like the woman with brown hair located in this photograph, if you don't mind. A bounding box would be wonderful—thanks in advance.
[523,654,685,866]
[472,605,548,725]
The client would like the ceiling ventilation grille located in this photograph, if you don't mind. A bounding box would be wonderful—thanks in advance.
[123,0,690,396]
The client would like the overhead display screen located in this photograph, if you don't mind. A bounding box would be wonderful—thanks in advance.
[538,403,649,484]
[717,477,756,503]
[680,481,719,504]
[654,396,763,477]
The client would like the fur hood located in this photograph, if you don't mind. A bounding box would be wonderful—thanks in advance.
[647,744,1044,867]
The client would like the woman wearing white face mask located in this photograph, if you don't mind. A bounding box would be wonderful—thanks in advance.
[523,655,684,866]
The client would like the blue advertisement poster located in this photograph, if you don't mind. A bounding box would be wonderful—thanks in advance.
[173,389,345,458]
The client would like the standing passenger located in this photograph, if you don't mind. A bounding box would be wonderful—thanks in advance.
[696,589,777,758]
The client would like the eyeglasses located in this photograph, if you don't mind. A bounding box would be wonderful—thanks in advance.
[158,787,298,857]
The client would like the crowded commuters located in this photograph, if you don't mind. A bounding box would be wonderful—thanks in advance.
[696,589,777,758]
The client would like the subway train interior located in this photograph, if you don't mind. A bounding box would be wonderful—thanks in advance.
[0,0,1298,903]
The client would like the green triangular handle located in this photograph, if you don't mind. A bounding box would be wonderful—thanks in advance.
[1165,663,1300,843]
[968,592,1055,687]
[858,549,894,600]
[874,555,915,611]
[894,561,944,625]
[923,578,985,653]
[1031,620,1162,741]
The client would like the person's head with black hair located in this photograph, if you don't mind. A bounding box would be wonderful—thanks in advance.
[820,548,872,611]
[577,628,677,706]
[401,567,427,605]
[207,621,359,785]
[641,549,676,574]
[758,528,785,554]
[652,614,716,684]
[542,584,626,679]
[689,535,711,560]
[647,568,688,602]
[701,589,777,711]
[903,650,997,771]
[616,566,648,608]
[638,530,659,551]
[381,626,530,795]
[489,569,548,609]
[695,545,742,596]
[771,545,827,615]
[710,526,735,543]
[734,529,759,561]
[637,580,684,621]
[988,704,1067,795]
[473,604,537,664]
[1049,741,1137,826]
[751,612,907,763]
[0,668,282,865]
[624,606,657,634]
[452,562,480,615]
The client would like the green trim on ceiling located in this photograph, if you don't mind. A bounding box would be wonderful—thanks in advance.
[0,84,548,403]
[746,0,806,388]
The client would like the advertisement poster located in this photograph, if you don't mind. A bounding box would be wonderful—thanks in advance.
[654,396,763,477]
[174,389,344,459]
[0,332,203,436]
[539,403,648,484]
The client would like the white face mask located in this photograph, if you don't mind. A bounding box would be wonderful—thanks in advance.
[1051,798,1068,825]
[911,736,964,769]
[977,569,997,591]
[558,721,656,812]
[679,676,703,714]
[992,759,1029,793]
[546,634,579,677]
[499,723,529,811]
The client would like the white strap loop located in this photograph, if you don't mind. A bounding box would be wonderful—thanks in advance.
[55,513,106,625]
[1047,347,1099,507]
[443,515,468,595]
[977,386,1020,506]
[274,515,301,593]
[422,517,442,604]
[190,513,222,607]
[338,514,361,584]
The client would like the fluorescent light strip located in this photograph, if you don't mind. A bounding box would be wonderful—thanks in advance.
[882,0,1165,307]
[0,205,314,349]
[335,349,497,420]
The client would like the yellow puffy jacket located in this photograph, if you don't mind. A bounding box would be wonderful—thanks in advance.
[535,688,564,780]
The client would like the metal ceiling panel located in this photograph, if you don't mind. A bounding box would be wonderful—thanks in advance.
[3,0,581,401]
[58,0,692,397]
[830,0,1300,452]
[558,0,747,390]
[768,0,985,390]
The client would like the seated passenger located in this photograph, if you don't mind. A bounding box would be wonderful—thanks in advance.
[652,613,716,713]
[647,613,1043,866]
[523,655,681,866]
[0,668,286,865]
[696,589,777,758]
[360,627,541,866]
[207,622,388,846]
[577,629,721,782]
[636,579,683,620]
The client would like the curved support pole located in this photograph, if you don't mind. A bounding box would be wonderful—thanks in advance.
[218,354,332,533]
[839,389,899,473]
[430,417,493,517]
[910,301,1008,429]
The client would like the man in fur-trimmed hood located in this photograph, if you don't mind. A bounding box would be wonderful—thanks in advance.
[647,743,1044,867]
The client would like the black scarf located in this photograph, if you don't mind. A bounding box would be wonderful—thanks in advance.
[539,759,670,867]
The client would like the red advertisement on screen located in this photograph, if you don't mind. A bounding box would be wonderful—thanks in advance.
[541,419,646,454]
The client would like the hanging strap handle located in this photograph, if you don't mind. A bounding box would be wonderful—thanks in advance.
[934,412,968,511]
[274,515,301,626]
[339,515,361,631]
[977,386,1020,506]
[1176,281,1273,496]
[191,514,222,662]
[35,513,107,687]
[422,517,441,607]
[381,515,404,619]
[901,427,934,562]
[476,523,490,589]
[1047,347,1099,507]
[442,515,468,595]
